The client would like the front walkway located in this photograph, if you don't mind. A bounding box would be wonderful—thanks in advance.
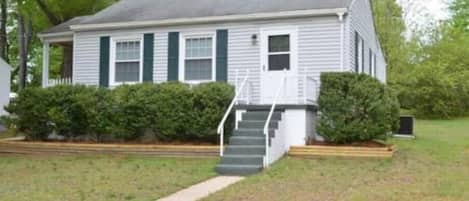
[158,176,244,201]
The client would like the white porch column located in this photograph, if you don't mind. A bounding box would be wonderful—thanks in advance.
[42,42,50,88]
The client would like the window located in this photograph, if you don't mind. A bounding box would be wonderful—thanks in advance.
[268,35,290,71]
[355,32,364,73]
[111,38,143,85]
[183,35,215,82]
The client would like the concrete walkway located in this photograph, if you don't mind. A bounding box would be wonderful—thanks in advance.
[158,176,244,201]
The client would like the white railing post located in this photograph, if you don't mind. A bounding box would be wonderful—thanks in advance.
[218,71,250,157]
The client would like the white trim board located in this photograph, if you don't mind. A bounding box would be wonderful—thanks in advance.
[71,8,348,32]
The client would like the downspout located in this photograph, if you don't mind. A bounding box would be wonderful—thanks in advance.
[337,12,345,71]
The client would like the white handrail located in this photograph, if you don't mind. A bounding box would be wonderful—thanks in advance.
[217,70,250,156]
[263,69,287,167]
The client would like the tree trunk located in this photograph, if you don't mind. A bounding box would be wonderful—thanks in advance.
[17,14,27,91]
[0,0,7,62]
[61,44,73,78]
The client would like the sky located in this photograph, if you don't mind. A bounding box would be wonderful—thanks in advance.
[397,0,451,32]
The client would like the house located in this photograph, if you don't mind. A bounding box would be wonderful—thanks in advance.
[38,0,386,175]
[0,58,11,117]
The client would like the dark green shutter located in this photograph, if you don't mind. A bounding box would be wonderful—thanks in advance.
[216,30,228,82]
[143,33,154,82]
[99,36,110,87]
[167,32,179,81]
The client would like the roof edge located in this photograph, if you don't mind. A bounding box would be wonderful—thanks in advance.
[71,8,348,32]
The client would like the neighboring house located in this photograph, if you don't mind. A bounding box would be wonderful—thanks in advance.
[0,58,11,117]
[38,0,386,175]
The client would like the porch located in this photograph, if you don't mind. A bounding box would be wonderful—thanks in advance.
[38,17,89,88]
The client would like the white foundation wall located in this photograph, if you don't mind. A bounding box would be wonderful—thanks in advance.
[269,108,317,165]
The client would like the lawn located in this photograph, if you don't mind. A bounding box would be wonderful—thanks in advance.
[204,118,469,201]
[0,155,218,201]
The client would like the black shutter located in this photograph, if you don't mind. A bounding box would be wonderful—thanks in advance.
[99,36,110,87]
[167,32,179,81]
[143,33,154,82]
[216,30,228,82]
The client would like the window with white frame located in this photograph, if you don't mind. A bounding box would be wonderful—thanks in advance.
[183,35,215,82]
[111,38,142,85]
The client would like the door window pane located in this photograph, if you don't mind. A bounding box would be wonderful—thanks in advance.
[269,54,290,71]
[269,35,290,52]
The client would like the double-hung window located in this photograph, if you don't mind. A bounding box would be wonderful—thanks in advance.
[110,37,143,85]
[182,34,216,83]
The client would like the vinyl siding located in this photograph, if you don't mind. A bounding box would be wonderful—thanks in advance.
[73,17,343,102]
[346,0,387,82]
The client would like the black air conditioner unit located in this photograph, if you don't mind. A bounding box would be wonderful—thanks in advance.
[398,116,414,135]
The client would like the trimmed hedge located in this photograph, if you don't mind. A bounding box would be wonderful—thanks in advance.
[4,82,234,143]
[317,72,400,144]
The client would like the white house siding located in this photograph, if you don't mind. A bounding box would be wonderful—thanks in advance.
[73,16,344,102]
[346,0,387,82]
[0,62,10,116]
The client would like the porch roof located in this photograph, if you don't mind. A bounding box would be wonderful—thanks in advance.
[38,16,91,43]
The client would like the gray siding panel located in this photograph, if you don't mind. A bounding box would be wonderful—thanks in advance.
[73,17,343,102]
[346,0,387,82]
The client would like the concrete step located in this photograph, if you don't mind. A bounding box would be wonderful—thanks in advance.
[215,164,263,176]
[242,111,282,121]
[229,136,265,146]
[233,129,275,138]
[238,120,279,129]
[224,145,265,155]
[219,155,264,166]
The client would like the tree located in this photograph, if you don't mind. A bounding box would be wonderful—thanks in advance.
[371,0,411,84]
[450,0,469,32]
[0,0,7,62]
[32,0,117,78]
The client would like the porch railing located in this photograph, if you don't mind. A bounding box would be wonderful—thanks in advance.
[217,70,251,156]
[48,77,72,87]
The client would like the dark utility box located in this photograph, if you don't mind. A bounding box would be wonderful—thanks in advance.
[398,116,414,135]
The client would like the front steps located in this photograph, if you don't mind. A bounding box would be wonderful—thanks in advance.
[216,110,283,176]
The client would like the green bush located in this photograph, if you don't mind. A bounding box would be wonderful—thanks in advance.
[317,72,400,144]
[5,87,53,140]
[5,82,234,143]
[191,82,235,143]
[403,67,469,119]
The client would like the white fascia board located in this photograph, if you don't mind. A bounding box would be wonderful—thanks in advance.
[71,8,349,31]
[37,31,74,43]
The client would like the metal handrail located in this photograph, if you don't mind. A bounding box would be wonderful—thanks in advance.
[217,70,250,156]
[263,69,287,167]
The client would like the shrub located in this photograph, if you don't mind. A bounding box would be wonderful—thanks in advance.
[5,87,53,140]
[151,82,195,141]
[404,67,469,119]
[112,84,157,140]
[191,82,235,143]
[317,72,400,144]
[5,82,234,143]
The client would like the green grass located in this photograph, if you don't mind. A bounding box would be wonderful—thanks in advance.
[0,155,218,201]
[204,118,469,201]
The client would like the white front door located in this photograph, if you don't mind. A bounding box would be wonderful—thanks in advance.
[260,27,298,104]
